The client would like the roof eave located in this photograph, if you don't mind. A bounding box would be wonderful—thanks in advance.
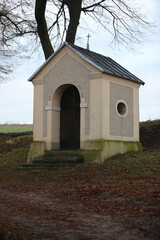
[67,43,145,85]
[28,41,145,86]
[102,70,145,85]
[28,42,67,82]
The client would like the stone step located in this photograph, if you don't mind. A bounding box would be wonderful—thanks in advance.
[43,149,102,163]
[33,154,84,164]
[22,149,102,169]
[19,152,85,169]
[18,162,80,169]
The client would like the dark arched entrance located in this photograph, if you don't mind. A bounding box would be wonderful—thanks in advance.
[60,86,80,149]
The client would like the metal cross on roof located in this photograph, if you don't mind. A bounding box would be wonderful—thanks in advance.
[86,34,91,50]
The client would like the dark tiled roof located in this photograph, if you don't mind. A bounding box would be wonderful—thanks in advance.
[28,42,144,85]
[67,42,144,85]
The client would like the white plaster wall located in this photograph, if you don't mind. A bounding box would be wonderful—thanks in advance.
[88,73,140,142]
[133,87,140,141]
[33,83,44,141]
[49,85,67,148]
[43,53,91,138]
[102,74,140,142]
[101,78,110,139]
[90,78,102,139]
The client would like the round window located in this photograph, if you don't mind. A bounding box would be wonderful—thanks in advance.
[117,102,127,116]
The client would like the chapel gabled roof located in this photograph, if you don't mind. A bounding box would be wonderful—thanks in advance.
[28,42,145,85]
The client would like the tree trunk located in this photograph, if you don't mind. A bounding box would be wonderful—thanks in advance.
[66,0,82,43]
[35,0,54,60]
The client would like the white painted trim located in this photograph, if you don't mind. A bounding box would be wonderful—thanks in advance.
[116,99,128,118]
[80,103,87,108]
[45,106,61,111]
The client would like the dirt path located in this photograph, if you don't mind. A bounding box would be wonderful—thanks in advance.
[0,189,159,240]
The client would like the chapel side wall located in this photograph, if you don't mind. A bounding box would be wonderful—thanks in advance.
[90,78,102,139]
[84,73,141,145]
[32,83,44,141]
[102,74,140,142]
[133,86,140,141]
[101,78,110,139]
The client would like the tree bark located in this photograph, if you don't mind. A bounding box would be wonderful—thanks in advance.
[65,0,82,43]
[35,0,54,59]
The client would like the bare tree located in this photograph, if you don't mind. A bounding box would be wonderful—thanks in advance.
[0,0,154,80]
[35,0,153,60]
[35,0,83,59]
[0,0,37,81]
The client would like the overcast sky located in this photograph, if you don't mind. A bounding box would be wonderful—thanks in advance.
[0,0,159,124]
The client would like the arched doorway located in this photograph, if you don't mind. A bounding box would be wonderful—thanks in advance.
[60,86,80,149]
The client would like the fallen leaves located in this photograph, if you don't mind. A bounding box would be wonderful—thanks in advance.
[0,130,160,239]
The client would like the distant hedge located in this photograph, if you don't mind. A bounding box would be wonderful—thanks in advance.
[140,119,160,150]
[0,132,32,138]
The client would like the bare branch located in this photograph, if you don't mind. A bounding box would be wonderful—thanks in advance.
[0,0,155,82]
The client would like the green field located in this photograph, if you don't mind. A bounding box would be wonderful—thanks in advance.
[0,125,33,133]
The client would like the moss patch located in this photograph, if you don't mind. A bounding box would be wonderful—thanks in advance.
[27,141,45,164]
[27,140,142,164]
[102,140,142,161]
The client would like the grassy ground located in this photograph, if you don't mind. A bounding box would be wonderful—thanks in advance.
[0,125,33,133]
[0,120,159,239]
